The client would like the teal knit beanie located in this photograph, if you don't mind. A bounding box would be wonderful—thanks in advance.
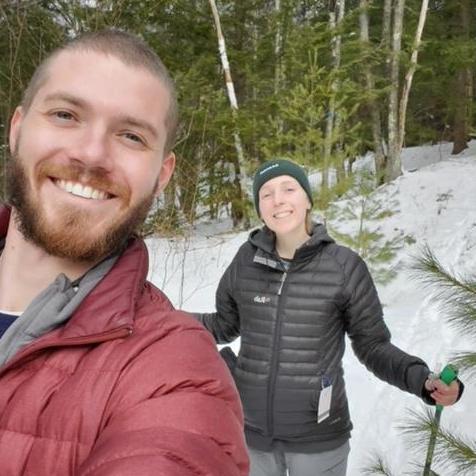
[253,159,313,213]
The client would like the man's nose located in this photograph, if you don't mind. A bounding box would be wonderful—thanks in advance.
[70,125,112,171]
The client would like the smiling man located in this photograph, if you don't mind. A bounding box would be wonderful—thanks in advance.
[0,29,248,476]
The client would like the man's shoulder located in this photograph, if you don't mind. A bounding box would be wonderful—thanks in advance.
[135,282,207,336]
[101,286,225,384]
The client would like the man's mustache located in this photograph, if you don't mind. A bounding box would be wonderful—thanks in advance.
[35,161,130,202]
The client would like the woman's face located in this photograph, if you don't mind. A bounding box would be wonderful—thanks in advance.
[258,175,311,238]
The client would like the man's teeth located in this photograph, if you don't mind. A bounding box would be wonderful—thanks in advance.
[56,180,109,200]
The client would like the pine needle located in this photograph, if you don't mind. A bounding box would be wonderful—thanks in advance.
[361,455,395,476]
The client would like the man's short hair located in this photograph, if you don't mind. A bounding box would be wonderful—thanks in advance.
[21,29,178,154]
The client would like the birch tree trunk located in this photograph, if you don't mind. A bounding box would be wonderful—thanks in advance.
[208,0,248,227]
[398,0,429,154]
[273,0,285,135]
[381,0,393,48]
[323,0,345,189]
[359,0,386,183]
[251,21,259,159]
[333,0,346,183]
[274,0,282,95]
[386,0,405,182]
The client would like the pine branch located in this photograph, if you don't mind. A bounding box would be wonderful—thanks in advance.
[451,351,476,379]
[361,455,395,476]
[398,407,435,448]
[446,302,476,341]
[412,245,476,299]
[412,245,476,339]
[433,426,476,476]
[399,408,476,476]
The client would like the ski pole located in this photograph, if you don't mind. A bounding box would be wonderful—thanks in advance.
[422,364,458,476]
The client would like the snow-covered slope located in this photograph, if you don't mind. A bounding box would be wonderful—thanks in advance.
[342,154,476,475]
[147,143,476,475]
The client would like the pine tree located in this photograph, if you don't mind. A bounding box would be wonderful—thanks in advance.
[364,246,476,475]
[407,248,475,475]
[413,247,476,379]
[327,172,402,285]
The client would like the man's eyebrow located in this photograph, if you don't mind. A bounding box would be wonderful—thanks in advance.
[117,115,159,140]
[43,92,87,108]
[42,93,160,140]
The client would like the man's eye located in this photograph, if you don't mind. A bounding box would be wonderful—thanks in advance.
[53,110,74,121]
[123,132,145,145]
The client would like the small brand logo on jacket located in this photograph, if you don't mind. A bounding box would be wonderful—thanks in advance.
[254,295,271,304]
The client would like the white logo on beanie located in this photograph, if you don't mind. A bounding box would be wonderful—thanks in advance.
[259,163,280,175]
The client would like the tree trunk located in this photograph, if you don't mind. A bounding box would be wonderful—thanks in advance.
[360,0,386,184]
[398,0,429,154]
[386,0,405,182]
[274,0,282,96]
[333,0,346,184]
[208,0,249,228]
[323,0,345,189]
[381,0,393,48]
[452,0,472,155]
[274,0,285,135]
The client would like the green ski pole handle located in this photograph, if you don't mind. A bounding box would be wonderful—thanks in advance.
[436,364,458,410]
[422,364,458,476]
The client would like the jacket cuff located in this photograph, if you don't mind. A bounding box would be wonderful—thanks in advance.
[219,346,237,375]
[456,379,465,402]
[405,363,431,401]
[421,378,465,406]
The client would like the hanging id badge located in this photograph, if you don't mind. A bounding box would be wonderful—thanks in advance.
[317,376,332,424]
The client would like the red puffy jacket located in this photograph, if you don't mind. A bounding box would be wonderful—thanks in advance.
[0,231,248,475]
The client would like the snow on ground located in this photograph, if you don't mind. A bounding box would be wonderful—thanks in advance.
[146,142,476,475]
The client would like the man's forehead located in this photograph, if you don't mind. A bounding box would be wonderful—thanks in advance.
[45,49,137,80]
[45,49,106,76]
[34,49,169,113]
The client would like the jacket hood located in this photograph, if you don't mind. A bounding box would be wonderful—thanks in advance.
[248,222,334,259]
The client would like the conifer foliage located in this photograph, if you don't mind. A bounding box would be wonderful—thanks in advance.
[364,245,476,475]
[0,1,475,231]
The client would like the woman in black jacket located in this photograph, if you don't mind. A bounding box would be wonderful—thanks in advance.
[198,159,461,476]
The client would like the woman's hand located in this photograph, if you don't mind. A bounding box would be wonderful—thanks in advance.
[425,378,460,406]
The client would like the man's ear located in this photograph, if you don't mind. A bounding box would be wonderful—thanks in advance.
[154,152,176,197]
[9,107,24,153]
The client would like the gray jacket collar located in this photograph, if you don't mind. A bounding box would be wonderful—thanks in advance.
[250,223,334,269]
[0,254,118,366]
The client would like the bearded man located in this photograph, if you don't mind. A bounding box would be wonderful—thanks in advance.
[0,29,248,476]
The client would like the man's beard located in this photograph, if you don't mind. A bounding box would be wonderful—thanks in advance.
[6,152,155,263]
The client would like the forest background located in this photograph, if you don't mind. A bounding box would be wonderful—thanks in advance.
[1,2,475,474]
[1,0,474,234]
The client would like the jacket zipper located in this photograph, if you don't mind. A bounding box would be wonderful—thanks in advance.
[0,326,132,378]
[266,269,288,435]
[277,271,287,296]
